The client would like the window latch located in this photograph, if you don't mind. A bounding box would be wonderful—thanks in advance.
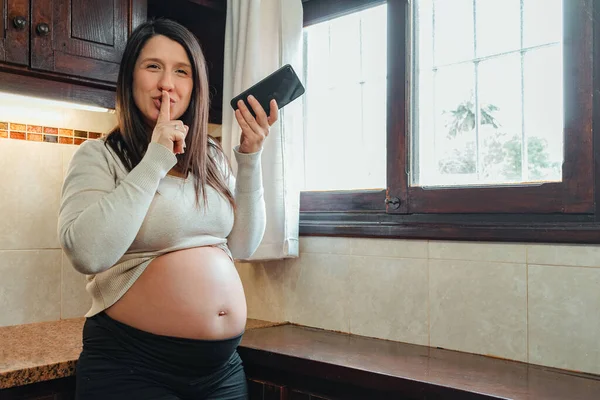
[385,197,401,210]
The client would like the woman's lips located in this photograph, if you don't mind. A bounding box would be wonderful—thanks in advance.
[152,98,176,110]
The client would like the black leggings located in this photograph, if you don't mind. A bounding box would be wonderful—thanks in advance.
[75,312,248,400]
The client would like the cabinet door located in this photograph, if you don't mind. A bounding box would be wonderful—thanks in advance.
[289,390,333,400]
[31,0,147,83]
[248,379,288,400]
[0,0,30,65]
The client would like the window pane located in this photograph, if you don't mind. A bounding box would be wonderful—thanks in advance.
[476,0,520,58]
[303,5,387,191]
[361,77,387,187]
[417,63,477,185]
[477,53,523,183]
[412,0,563,187]
[329,12,362,86]
[523,0,562,48]
[361,5,388,81]
[415,0,434,70]
[524,45,563,181]
[433,0,474,66]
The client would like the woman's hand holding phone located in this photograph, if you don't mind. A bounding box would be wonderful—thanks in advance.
[235,95,278,154]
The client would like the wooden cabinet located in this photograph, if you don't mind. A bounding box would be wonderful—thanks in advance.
[0,0,31,66]
[31,0,146,82]
[247,378,335,400]
[0,377,76,400]
[248,379,287,400]
[0,0,225,121]
[0,0,146,84]
[3,377,331,400]
[288,390,332,400]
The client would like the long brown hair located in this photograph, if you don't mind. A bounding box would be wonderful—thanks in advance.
[105,18,234,209]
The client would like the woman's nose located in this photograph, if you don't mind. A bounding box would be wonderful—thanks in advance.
[158,73,174,91]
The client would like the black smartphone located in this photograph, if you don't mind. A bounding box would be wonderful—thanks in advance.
[230,64,305,118]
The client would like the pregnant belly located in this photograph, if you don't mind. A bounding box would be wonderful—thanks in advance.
[105,246,247,340]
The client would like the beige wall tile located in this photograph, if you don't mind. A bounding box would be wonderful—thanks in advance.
[528,265,600,375]
[429,241,526,263]
[348,256,429,345]
[62,144,79,180]
[0,140,62,250]
[300,236,351,255]
[300,237,428,259]
[0,250,61,327]
[236,261,286,322]
[430,259,527,362]
[348,238,428,259]
[61,253,91,319]
[284,253,350,332]
[528,244,600,268]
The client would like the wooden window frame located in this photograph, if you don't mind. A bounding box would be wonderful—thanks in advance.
[300,0,600,244]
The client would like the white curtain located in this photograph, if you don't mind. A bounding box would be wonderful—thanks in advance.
[222,0,304,261]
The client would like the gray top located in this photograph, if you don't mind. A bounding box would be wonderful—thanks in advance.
[58,138,265,316]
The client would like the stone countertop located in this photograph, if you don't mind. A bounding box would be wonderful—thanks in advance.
[0,318,285,389]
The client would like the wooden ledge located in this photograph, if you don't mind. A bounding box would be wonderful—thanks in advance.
[239,324,600,400]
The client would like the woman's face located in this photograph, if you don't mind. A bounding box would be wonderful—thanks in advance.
[132,34,194,126]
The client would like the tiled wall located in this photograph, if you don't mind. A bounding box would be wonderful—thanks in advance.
[0,122,103,144]
[0,139,92,326]
[0,100,116,327]
[0,95,116,140]
[237,237,600,376]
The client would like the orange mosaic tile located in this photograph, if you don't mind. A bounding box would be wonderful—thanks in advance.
[10,132,26,140]
[1,120,105,145]
[27,125,42,133]
[9,123,26,131]
[43,127,59,135]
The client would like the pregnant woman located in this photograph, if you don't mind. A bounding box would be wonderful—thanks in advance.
[58,18,277,400]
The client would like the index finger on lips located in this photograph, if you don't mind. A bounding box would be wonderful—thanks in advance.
[157,91,171,123]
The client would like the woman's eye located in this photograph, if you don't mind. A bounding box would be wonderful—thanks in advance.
[176,69,188,75]
[147,64,159,69]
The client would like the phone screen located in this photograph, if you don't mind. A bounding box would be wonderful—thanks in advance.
[230,64,305,118]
